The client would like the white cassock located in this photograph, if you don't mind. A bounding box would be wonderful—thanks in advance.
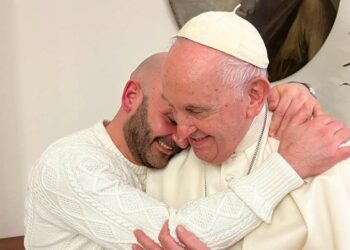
[147,109,350,250]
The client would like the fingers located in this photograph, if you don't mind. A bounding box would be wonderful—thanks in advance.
[176,225,209,250]
[312,102,324,117]
[134,230,162,250]
[339,147,350,162]
[333,129,350,163]
[338,141,350,161]
[268,82,325,139]
[132,244,144,250]
[334,128,350,146]
[339,140,350,148]
[274,99,304,139]
[312,116,350,161]
[327,119,346,135]
[135,222,206,250]
[158,222,182,250]
[267,85,281,112]
[269,95,292,138]
[312,114,336,125]
[275,102,327,139]
[275,95,320,138]
[278,113,350,178]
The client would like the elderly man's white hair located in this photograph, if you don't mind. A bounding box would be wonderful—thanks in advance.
[219,54,268,99]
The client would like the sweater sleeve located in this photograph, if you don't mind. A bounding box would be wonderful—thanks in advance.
[36,144,302,250]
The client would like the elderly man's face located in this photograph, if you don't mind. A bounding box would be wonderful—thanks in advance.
[162,40,252,164]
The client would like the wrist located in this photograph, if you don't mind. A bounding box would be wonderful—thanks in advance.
[289,81,317,98]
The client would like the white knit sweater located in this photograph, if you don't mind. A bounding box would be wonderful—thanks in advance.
[25,121,303,249]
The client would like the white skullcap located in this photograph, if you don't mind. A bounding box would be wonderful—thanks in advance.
[177,11,269,68]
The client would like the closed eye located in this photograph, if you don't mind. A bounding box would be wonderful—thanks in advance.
[166,115,177,125]
[185,107,210,118]
[187,109,202,115]
[168,117,177,125]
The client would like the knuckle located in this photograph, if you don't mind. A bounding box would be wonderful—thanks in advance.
[305,102,314,112]
[314,104,324,115]
[158,234,166,244]
[298,94,308,102]
[297,108,310,119]
[286,86,298,95]
[314,114,330,124]
[326,115,336,122]
[274,108,286,117]
[282,111,293,121]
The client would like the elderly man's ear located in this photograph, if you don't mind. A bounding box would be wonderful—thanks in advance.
[121,80,143,113]
[246,77,270,118]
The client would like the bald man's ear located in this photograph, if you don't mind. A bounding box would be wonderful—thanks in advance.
[246,77,270,118]
[121,80,143,113]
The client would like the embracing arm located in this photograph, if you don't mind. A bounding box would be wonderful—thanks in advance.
[33,83,329,249]
[133,114,350,250]
[36,143,302,250]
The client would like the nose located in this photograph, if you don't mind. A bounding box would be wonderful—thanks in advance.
[173,124,196,148]
[172,133,189,149]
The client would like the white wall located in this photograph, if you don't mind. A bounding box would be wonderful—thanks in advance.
[0,0,177,238]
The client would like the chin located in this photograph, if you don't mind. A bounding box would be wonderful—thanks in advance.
[193,151,213,163]
[147,157,170,169]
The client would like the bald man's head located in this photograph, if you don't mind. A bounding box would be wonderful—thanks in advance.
[107,51,182,169]
[130,52,167,96]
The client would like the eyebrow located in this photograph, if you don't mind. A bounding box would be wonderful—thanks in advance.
[161,93,211,111]
[185,105,211,112]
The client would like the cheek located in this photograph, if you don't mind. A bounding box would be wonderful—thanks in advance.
[193,120,223,140]
[153,119,176,136]
[213,119,241,144]
[192,119,212,133]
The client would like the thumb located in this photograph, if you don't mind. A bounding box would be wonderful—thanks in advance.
[267,87,280,111]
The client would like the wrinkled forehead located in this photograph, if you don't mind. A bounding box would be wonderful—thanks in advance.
[162,40,226,95]
[166,39,221,68]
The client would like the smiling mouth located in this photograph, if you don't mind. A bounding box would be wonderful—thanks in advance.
[189,135,210,147]
[158,139,173,150]
[191,135,208,142]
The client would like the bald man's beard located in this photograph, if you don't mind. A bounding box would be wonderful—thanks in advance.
[123,98,181,169]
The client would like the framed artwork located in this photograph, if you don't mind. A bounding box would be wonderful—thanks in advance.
[169,0,339,82]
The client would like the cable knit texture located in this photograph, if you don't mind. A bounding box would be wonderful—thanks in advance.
[25,121,302,250]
